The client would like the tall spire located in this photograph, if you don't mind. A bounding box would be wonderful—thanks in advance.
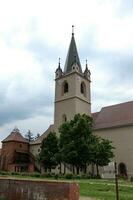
[64,26,82,74]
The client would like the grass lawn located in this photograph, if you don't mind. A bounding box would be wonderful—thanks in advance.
[79,179,133,200]
[1,174,133,200]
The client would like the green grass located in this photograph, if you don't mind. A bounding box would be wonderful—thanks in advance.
[1,173,133,200]
[79,179,133,200]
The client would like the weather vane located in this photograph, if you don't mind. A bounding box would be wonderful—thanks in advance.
[72,25,74,35]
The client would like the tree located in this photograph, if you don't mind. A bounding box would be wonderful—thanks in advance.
[59,113,115,175]
[35,133,40,140]
[59,113,93,174]
[94,138,115,175]
[25,130,34,142]
[38,132,59,172]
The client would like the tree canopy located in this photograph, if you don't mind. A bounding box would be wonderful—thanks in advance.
[38,114,115,175]
[38,132,59,172]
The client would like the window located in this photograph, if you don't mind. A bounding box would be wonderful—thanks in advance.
[80,82,86,96]
[63,81,69,94]
[62,114,67,123]
[118,162,127,178]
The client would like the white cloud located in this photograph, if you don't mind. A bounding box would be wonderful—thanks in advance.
[0,0,133,142]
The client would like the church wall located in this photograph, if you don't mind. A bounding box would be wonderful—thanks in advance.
[54,98,76,132]
[75,98,91,115]
[93,125,133,176]
[54,72,91,132]
[55,73,76,101]
[30,143,41,157]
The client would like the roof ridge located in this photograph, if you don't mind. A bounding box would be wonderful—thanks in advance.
[101,100,133,110]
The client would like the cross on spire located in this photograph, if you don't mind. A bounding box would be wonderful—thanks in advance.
[72,25,74,36]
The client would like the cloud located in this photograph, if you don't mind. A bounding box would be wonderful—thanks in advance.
[0,0,133,142]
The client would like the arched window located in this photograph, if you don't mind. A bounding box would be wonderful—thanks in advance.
[118,162,127,178]
[62,114,67,123]
[63,81,69,94]
[80,82,86,96]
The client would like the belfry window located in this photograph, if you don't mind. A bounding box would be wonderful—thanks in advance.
[62,114,67,123]
[80,82,86,96]
[63,81,69,94]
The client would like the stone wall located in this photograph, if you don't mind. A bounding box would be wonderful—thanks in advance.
[0,178,79,200]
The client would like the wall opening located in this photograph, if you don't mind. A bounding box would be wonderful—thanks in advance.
[63,81,69,94]
[118,162,127,178]
[80,82,86,96]
[62,114,67,123]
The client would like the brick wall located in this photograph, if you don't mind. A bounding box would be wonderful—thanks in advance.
[1,141,29,171]
[0,178,79,200]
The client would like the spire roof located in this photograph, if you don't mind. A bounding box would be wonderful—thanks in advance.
[2,127,28,143]
[64,29,82,74]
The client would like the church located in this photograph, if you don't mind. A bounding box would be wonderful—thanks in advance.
[0,28,133,177]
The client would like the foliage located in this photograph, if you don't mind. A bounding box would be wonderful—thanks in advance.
[38,132,59,172]
[59,114,93,173]
[59,113,114,175]
[25,130,34,142]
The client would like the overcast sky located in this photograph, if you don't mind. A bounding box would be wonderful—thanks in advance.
[0,0,133,143]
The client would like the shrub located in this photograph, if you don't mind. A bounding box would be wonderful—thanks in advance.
[54,174,59,180]
[65,173,73,179]
[11,172,20,176]
[0,171,10,176]
[130,176,133,182]
[30,172,41,178]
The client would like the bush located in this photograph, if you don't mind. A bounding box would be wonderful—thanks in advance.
[54,174,59,180]
[65,173,73,179]
[0,171,10,176]
[41,173,53,178]
[30,172,41,178]
[11,172,20,176]
[0,197,8,200]
[130,176,133,182]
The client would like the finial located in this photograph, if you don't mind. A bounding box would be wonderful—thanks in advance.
[58,57,61,68]
[72,25,74,36]
[86,59,88,69]
[13,126,19,133]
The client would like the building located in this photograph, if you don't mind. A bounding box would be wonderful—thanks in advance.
[1,29,133,176]
[0,127,34,172]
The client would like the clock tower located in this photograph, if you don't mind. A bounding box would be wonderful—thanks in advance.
[54,28,91,132]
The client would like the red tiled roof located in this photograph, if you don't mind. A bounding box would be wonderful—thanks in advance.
[30,124,54,145]
[92,101,133,130]
[2,128,28,143]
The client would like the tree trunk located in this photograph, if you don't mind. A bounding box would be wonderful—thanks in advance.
[59,163,62,174]
[49,167,51,173]
[91,163,94,177]
[72,165,75,175]
[76,166,79,175]
[63,163,66,174]
[84,164,87,174]
[96,163,99,176]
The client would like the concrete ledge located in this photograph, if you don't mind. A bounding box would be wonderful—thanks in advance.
[0,177,79,200]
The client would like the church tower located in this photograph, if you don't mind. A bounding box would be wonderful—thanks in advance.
[54,27,91,131]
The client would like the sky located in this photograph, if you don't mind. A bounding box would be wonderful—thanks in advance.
[0,0,133,143]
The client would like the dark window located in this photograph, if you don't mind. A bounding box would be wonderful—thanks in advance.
[80,82,86,96]
[63,81,68,93]
[62,114,67,122]
[118,162,127,178]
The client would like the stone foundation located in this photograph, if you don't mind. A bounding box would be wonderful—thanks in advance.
[0,177,79,200]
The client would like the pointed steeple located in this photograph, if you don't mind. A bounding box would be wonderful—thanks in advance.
[64,26,82,74]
